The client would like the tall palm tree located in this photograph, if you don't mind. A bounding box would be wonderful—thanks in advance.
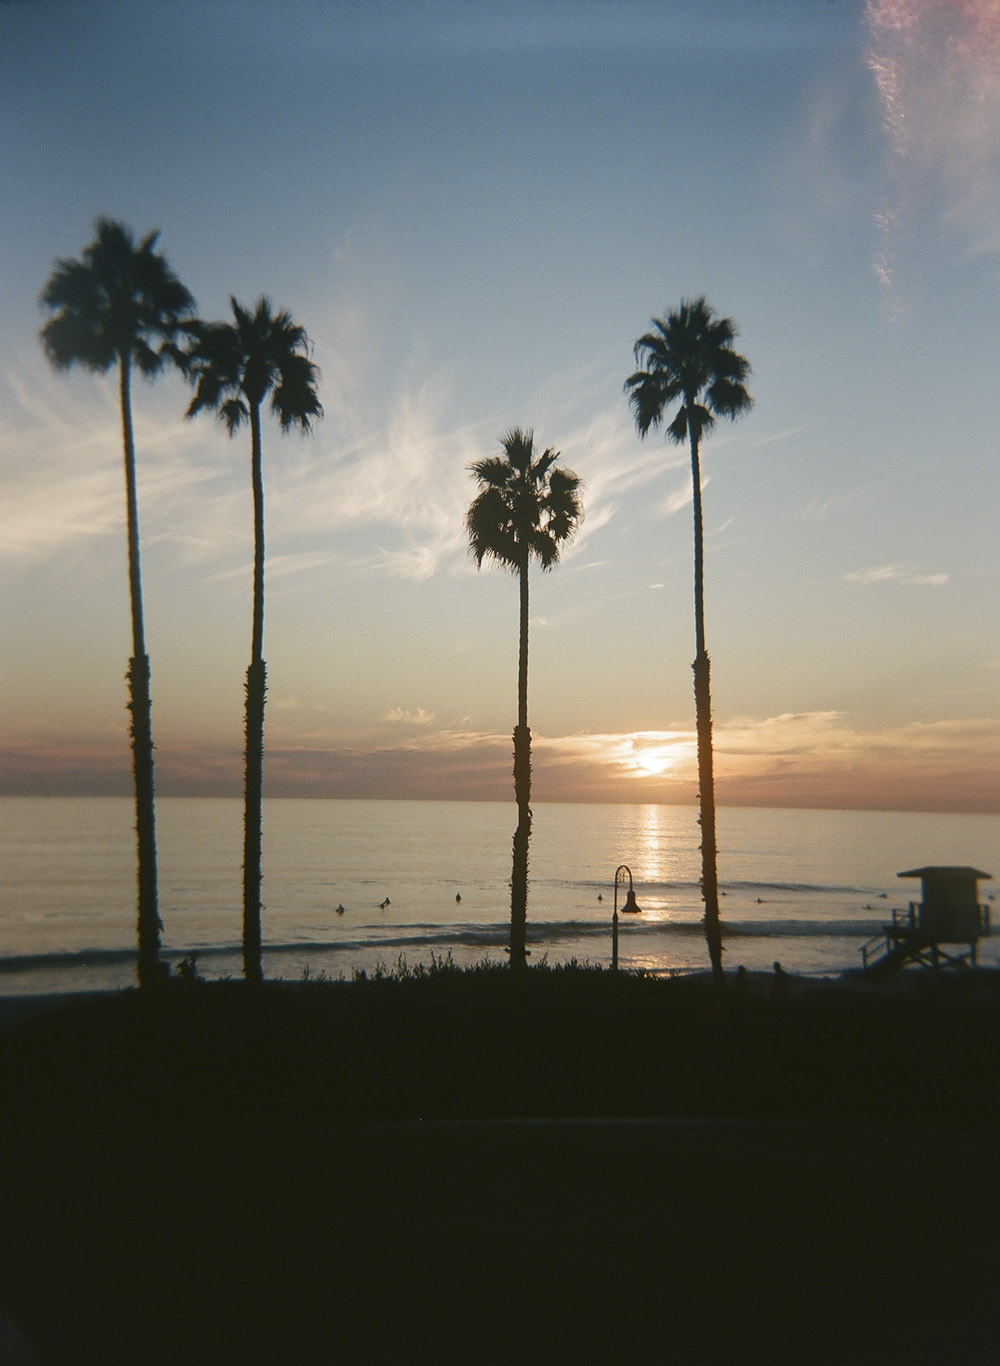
[39,217,195,990]
[467,428,582,971]
[625,297,752,987]
[184,297,321,986]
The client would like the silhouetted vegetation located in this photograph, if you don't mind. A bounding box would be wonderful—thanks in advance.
[38,218,196,989]
[626,298,752,987]
[184,299,322,986]
[2,968,999,1361]
[4,966,1000,1131]
[466,429,582,970]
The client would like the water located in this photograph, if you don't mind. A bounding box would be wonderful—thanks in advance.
[0,797,996,994]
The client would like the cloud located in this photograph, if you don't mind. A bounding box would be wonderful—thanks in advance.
[385,707,435,725]
[0,360,242,566]
[843,563,949,586]
[0,367,138,560]
[546,396,685,550]
[865,0,1000,311]
[260,367,492,582]
[715,710,999,812]
[662,476,694,518]
[242,712,1000,813]
[1,296,694,597]
[2,710,996,811]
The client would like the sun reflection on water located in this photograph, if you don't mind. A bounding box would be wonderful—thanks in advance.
[623,804,703,926]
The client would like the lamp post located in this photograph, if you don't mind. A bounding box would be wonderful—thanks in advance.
[612,864,641,972]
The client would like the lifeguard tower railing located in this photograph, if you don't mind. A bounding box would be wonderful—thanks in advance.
[861,866,993,975]
[861,899,992,973]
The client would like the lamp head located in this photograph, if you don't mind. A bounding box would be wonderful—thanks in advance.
[622,887,641,914]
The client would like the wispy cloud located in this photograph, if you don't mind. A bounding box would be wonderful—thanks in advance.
[844,562,949,586]
[865,0,1000,313]
[1,306,694,591]
[385,706,435,725]
[795,465,927,524]
[262,368,492,582]
[0,363,239,560]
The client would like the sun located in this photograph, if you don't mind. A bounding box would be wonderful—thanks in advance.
[634,746,676,777]
[622,733,696,779]
[605,732,696,783]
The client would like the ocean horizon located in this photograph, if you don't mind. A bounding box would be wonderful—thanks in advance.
[1,796,996,995]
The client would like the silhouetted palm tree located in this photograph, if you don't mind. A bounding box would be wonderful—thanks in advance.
[184,297,321,986]
[467,428,582,971]
[39,218,195,990]
[625,297,752,987]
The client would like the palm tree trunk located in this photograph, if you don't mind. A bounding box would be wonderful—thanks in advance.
[119,355,162,990]
[689,428,724,986]
[509,559,531,971]
[243,402,266,986]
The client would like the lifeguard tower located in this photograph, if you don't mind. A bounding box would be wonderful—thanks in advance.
[861,866,993,976]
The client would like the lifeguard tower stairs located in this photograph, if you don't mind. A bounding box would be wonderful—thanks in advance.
[861,866,993,978]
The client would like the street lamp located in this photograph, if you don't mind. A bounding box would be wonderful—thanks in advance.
[612,864,642,972]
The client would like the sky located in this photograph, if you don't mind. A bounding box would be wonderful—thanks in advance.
[0,0,997,812]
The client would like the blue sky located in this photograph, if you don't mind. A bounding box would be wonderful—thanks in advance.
[1,0,997,811]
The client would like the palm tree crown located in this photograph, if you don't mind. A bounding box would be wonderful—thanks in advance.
[184,296,322,435]
[39,216,194,377]
[467,427,582,579]
[625,295,752,449]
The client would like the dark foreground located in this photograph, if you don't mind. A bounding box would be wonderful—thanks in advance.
[1,966,999,1362]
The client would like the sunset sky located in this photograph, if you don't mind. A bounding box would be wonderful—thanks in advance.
[1,0,997,812]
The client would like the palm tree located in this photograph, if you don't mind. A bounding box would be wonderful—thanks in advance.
[184,297,321,986]
[625,297,752,987]
[39,218,195,990]
[467,428,582,971]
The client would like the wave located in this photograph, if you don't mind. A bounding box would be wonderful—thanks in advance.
[719,918,883,939]
[553,877,880,899]
[0,914,889,975]
[0,946,143,973]
[720,880,876,897]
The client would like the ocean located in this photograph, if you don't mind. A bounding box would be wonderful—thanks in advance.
[0,797,996,994]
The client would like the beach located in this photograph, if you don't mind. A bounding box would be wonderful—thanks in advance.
[1,966,999,1361]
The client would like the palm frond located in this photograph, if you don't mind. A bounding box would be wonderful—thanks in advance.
[466,486,520,572]
[271,352,323,432]
[220,397,249,434]
[468,455,514,488]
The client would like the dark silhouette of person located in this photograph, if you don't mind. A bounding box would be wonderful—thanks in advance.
[771,960,789,1000]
